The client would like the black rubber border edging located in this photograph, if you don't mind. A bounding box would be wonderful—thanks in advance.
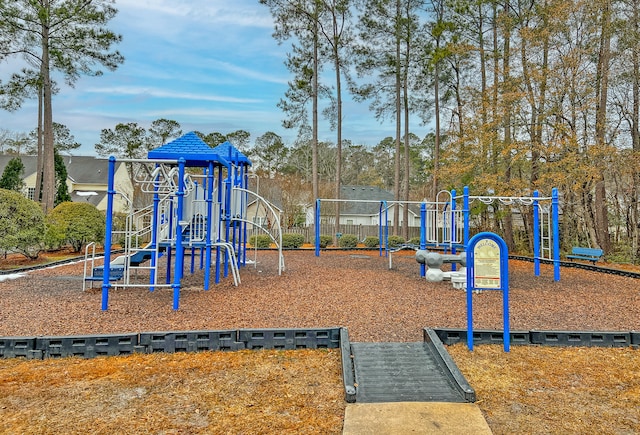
[340,328,357,403]
[0,327,344,359]
[424,329,476,402]
[433,328,640,348]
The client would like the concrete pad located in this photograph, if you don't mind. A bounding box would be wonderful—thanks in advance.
[342,402,492,435]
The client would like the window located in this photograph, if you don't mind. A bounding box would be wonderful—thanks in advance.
[347,219,354,225]
[27,188,35,200]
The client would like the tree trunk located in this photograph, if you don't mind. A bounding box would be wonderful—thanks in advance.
[593,0,612,253]
[312,15,320,201]
[402,4,411,240]
[41,2,55,213]
[34,85,44,203]
[393,0,401,235]
[500,1,515,251]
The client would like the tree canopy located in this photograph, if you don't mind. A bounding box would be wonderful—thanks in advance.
[0,0,123,212]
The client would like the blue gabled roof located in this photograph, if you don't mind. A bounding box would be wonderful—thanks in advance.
[211,141,252,166]
[147,131,229,167]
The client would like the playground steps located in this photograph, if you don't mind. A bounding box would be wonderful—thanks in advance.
[127,249,155,267]
[350,341,475,403]
[85,265,125,282]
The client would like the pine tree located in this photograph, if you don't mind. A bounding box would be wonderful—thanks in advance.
[0,157,25,192]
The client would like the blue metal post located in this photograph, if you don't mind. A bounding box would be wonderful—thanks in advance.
[450,189,456,270]
[420,203,426,277]
[101,156,117,311]
[463,186,470,247]
[204,162,214,290]
[533,190,540,276]
[166,200,173,284]
[379,202,384,257]
[502,247,511,352]
[451,189,457,252]
[172,159,186,310]
[215,168,223,283]
[552,188,560,281]
[242,164,249,266]
[223,171,232,278]
[150,164,160,292]
[380,200,388,256]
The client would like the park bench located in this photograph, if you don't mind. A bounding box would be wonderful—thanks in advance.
[566,247,603,264]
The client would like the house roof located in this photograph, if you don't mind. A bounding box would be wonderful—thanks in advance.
[71,190,106,207]
[0,155,114,185]
[211,141,251,166]
[147,131,231,167]
[339,185,420,216]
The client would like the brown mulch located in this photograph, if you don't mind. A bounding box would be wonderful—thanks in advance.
[1,250,639,434]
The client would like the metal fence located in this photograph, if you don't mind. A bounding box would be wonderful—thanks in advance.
[281,224,423,243]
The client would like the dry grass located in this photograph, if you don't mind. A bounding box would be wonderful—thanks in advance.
[448,344,640,435]
[1,345,639,434]
[0,349,345,435]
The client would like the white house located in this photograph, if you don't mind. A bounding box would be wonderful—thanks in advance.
[308,185,421,227]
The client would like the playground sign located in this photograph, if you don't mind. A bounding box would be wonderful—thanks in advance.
[473,238,502,288]
[466,232,510,352]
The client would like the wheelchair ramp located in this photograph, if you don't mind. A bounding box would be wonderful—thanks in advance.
[351,342,474,403]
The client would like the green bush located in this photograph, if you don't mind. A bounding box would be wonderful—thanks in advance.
[387,235,406,248]
[46,202,105,252]
[338,234,358,248]
[315,234,333,248]
[363,236,379,248]
[249,234,272,248]
[282,233,305,249]
[0,188,45,259]
[409,237,421,246]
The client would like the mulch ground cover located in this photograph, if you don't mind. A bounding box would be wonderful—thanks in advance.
[0,249,639,433]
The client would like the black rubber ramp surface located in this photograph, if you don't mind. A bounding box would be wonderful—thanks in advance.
[351,342,471,403]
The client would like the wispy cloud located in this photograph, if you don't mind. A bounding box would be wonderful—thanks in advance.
[115,0,275,28]
[84,86,263,104]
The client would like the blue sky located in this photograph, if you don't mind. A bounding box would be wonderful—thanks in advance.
[0,0,427,156]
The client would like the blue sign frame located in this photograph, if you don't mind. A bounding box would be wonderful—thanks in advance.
[466,232,510,352]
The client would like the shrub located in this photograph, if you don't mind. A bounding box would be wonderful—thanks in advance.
[249,234,272,248]
[315,234,333,248]
[363,236,379,248]
[0,188,45,259]
[282,233,305,249]
[46,202,105,252]
[409,237,421,246]
[387,235,406,248]
[338,234,358,248]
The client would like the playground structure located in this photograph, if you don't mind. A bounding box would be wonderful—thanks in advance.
[314,186,560,282]
[85,133,285,311]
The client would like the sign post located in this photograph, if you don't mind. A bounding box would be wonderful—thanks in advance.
[466,232,510,352]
